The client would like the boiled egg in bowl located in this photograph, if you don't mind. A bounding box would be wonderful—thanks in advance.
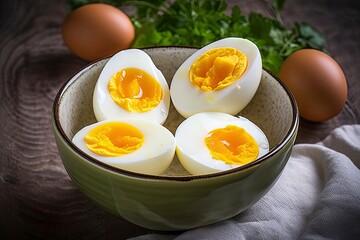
[170,38,262,118]
[175,112,269,175]
[72,119,176,175]
[93,49,170,124]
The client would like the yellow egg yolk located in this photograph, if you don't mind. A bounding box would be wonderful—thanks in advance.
[84,122,144,156]
[108,68,163,112]
[189,48,248,91]
[205,125,259,164]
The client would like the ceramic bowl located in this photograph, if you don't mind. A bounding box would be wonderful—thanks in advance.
[52,47,299,231]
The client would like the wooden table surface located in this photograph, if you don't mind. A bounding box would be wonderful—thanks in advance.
[0,0,359,239]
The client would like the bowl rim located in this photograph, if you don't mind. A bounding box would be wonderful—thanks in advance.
[53,46,299,182]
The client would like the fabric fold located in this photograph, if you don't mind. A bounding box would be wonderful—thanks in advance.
[130,125,360,240]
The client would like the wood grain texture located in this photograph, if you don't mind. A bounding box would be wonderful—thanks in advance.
[282,0,360,143]
[0,0,359,239]
[0,1,150,239]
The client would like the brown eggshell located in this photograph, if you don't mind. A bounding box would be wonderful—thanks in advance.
[279,49,347,122]
[62,3,135,61]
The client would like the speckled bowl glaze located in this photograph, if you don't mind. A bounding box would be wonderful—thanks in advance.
[52,47,299,231]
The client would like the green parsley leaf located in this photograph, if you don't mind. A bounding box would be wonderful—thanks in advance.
[66,0,327,75]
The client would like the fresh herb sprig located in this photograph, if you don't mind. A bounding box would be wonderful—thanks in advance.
[67,0,326,75]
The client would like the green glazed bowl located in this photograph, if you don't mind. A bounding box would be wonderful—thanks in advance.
[52,47,299,231]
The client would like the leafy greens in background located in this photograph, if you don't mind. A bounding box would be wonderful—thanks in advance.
[67,0,326,75]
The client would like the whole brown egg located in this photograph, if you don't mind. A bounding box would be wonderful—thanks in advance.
[279,49,347,122]
[62,3,135,61]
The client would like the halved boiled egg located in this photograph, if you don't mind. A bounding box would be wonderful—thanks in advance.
[170,38,262,118]
[93,49,170,124]
[72,119,176,175]
[175,112,269,175]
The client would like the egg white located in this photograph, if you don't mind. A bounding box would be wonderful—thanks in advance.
[72,119,176,175]
[170,37,262,118]
[93,49,170,124]
[175,112,269,175]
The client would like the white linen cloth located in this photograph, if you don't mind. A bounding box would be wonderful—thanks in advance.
[130,125,360,240]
